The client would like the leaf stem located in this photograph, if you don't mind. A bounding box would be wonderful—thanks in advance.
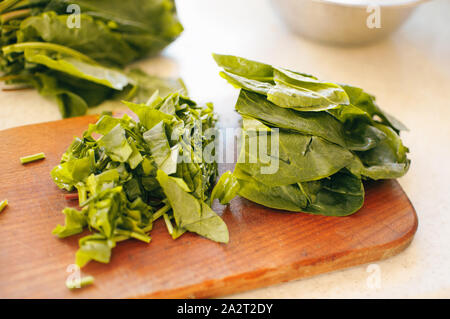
[2,42,98,65]
[66,275,94,289]
[20,152,46,164]
[152,204,170,222]
[1,8,30,23]
[130,232,151,243]
[162,213,174,235]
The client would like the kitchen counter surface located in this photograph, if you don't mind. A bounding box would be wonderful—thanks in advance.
[1,0,449,298]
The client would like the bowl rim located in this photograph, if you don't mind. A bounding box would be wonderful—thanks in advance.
[314,0,429,8]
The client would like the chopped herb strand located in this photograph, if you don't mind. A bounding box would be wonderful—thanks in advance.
[66,275,94,290]
[130,232,151,243]
[64,193,79,201]
[20,152,45,164]
[152,204,171,222]
[0,199,8,212]
[163,213,174,235]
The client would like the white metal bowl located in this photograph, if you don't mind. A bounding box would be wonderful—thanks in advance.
[270,0,430,46]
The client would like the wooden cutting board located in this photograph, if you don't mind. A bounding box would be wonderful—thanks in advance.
[0,115,418,298]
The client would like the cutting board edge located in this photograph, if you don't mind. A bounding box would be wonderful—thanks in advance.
[0,116,419,299]
[131,210,418,299]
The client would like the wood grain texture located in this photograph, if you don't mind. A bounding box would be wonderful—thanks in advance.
[0,116,418,299]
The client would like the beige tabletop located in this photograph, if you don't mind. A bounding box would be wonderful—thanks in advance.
[1,0,449,298]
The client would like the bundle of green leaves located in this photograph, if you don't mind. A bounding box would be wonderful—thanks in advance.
[51,92,228,268]
[0,0,184,117]
[213,54,410,216]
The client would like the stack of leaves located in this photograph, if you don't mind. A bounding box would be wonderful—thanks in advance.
[0,0,184,117]
[213,54,410,216]
[51,92,228,268]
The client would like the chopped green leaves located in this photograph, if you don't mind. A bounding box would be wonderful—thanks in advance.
[76,234,114,267]
[97,125,133,163]
[52,207,87,238]
[51,92,225,268]
[143,121,178,175]
[157,170,229,243]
